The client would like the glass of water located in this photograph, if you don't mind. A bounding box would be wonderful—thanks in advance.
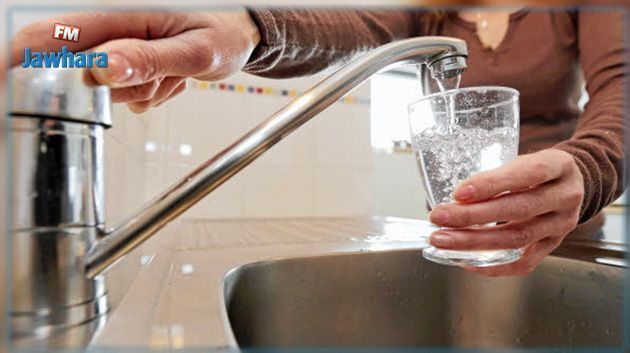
[408,87,522,267]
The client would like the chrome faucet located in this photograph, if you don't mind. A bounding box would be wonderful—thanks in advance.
[9,36,467,339]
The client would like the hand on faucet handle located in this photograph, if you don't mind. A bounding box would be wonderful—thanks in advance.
[11,10,261,113]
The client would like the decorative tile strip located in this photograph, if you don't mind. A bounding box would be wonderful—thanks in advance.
[191,80,371,106]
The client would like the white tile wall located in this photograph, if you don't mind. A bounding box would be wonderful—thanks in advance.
[2,2,419,233]
[373,150,428,220]
[103,72,374,223]
[314,168,374,216]
[105,105,150,224]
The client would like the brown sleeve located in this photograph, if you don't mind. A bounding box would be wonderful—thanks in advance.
[242,8,419,78]
[554,10,627,223]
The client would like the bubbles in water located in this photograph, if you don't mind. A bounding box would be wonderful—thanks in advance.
[413,126,519,205]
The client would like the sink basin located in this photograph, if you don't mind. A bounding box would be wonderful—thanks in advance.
[223,250,622,348]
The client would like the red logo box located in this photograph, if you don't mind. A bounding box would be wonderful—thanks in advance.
[52,23,81,43]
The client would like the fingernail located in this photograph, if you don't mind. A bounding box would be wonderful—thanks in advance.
[94,54,133,83]
[430,209,450,225]
[431,233,454,248]
[454,184,476,202]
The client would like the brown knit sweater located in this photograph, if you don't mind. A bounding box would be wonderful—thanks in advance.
[244,8,626,225]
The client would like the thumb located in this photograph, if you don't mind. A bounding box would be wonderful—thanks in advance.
[89,30,218,88]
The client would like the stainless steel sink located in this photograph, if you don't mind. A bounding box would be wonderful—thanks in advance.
[223,249,622,348]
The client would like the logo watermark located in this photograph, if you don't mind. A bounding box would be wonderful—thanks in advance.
[21,23,108,68]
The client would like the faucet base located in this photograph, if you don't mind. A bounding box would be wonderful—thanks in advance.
[10,115,110,340]
[10,226,109,339]
[11,278,109,340]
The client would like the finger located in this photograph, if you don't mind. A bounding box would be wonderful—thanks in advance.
[125,77,185,112]
[155,80,187,107]
[151,77,186,105]
[110,79,162,103]
[463,237,563,277]
[127,102,148,115]
[430,180,574,227]
[10,12,204,66]
[88,28,219,88]
[0,48,7,83]
[429,212,568,251]
[452,150,568,203]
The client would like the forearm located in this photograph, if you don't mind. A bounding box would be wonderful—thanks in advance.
[243,8,418,78]
[553,86,625,223]
[553,10,627,224]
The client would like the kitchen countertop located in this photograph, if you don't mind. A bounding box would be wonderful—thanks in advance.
[14,216,625,350]
[91,217,435,350]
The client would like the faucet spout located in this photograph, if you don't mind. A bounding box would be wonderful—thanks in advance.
[85,36,468,277]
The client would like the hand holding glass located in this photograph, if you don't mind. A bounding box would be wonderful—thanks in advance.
[409,87,523,267]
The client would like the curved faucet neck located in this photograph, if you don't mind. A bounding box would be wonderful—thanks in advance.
[85,36,468,277]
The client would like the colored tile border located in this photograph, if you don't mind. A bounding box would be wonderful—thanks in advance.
[191,80,371,106]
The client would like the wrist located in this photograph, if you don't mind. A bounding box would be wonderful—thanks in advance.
[549,147,588,221]
[239,8,261,54]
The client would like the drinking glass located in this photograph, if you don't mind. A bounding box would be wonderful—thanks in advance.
[408,86,522,267]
